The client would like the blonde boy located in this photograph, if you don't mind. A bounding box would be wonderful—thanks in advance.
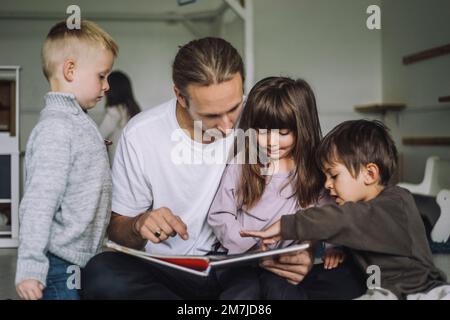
[15,20,118,300]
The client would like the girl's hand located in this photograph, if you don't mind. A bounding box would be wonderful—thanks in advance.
[322,247,345,269]
[16,279,44,300]
[240,220,282,244]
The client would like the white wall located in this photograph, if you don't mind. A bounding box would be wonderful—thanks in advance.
[252,0,383,133]
[0,18,197,149]
[0,0,227,151]
[4,0,447,184]
[1,0,383,149]
[381,0,450,183]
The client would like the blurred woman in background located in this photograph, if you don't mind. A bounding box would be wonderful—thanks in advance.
[99,70,141,164]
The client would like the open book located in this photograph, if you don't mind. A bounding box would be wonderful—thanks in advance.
[106,240,309,277]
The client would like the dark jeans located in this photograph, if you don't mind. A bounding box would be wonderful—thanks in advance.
[260,258,366,300]
[215,265,261,300]
[82,251,259,300]
[82,251,364,300]
[43,253,80,300]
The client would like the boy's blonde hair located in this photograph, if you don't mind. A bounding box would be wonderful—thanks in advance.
[42,20,118,80]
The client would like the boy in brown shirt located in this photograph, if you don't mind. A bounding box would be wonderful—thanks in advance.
[242,120,449,299]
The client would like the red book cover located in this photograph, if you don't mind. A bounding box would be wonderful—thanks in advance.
[156,257,210,271]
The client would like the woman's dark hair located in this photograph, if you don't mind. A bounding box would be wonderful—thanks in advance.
[237,76,324,209]
[106,71,141,118]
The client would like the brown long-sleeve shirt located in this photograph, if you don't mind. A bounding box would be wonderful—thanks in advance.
[281,186,447,299]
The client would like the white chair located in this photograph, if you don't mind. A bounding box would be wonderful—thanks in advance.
[431,189,450,243]
[398,156,450,197]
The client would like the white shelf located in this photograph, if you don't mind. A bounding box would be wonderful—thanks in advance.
[0,225,12,236]
[0,66,20,248]
[0,238,19,248]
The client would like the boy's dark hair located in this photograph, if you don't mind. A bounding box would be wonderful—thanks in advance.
[316,120,398,186]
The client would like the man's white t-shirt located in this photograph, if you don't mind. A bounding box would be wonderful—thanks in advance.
[111,98,235,255]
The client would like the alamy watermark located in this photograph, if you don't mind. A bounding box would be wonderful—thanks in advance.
[170,122,281,176]
[66,5,81,30]
[366,264,381,289]
[366,5,381,30]
[66,265,81,290]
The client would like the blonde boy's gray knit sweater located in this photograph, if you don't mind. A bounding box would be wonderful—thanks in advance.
[15,92,112,286]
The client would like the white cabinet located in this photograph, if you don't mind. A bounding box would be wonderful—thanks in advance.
[0,66,20,248]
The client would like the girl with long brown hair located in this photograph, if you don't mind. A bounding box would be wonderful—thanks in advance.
[207,76,339,299]
[208,76,326,252]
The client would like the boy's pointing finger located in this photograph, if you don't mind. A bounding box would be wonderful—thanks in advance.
[239,230,261,238]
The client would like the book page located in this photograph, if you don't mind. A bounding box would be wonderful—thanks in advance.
[209,243,310,267]
[106,241,309,274]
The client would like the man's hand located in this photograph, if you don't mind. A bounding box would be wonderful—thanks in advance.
[260,249,313,285]
[134,207,189,243]
[240,220,282,244]
[16,279,44,300]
